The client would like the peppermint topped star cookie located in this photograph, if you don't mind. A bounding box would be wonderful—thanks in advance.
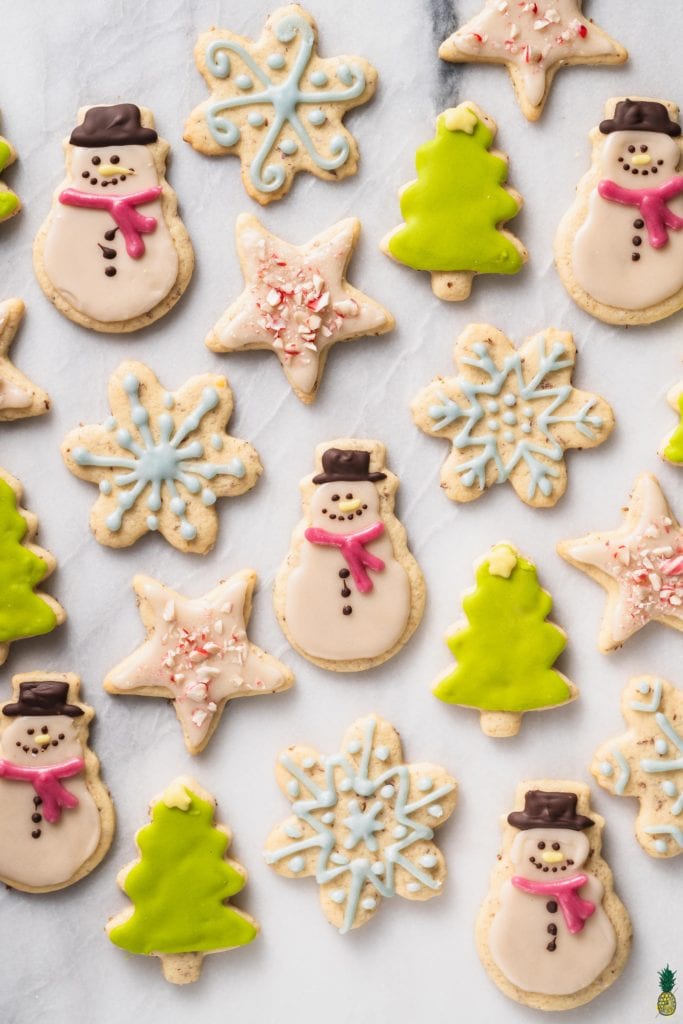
[558,473,683,651]
[439,1,627,122]
[206,215,394,403]
[104,572,293,754]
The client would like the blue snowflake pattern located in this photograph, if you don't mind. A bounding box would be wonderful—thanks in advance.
[264,716,456,933]
[203,9,370,195]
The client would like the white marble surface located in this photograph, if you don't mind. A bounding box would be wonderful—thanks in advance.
[0,1,681,1022]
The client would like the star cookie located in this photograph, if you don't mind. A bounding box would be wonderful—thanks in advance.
[439,1,627,122]
[411,324,614,508]
[104,572,293,754]
[184,4,377,203]
[264,714,457,933]
[661,380,683,465]
[61,361,261,554]
[206,215,394,403]
[558,473,683,651]
[0,299,49,421]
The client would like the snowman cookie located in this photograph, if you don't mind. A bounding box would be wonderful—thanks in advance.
[33,103,193,333]
[411,324,614,508]
[61,361,262,554]
[0,123,20,223]
[0,299,49,422]
[274,440,425,671]
[556,98,683,325]
[206,214,394,403]
[107,777,257,984]
[592,676,683,859]
[0,468,65,666]
[478,783,631,1011]
[661,379,683,465]
[104,571,294,755]
[0,673,114,893]
[184,5,377,204]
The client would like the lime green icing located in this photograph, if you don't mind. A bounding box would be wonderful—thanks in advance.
[0,140,12,173]
[0,191,19,221]
[109,788,257,955]
[0,478,57,643]
[434,549,571,712]
[664,393,683,463]
[388,111,523,275]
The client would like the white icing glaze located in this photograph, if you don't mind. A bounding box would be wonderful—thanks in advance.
[0,715,100,887]
[284,480,412,661]
[572,131,683,308]
[450,1,617,108]
[42,142,178,322]
[489,827,617,995]
[0,378,32,410]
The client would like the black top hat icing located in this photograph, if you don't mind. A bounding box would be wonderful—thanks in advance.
[70,103,158,147]
[599,99,681,137]
[507,790,594,832]
[312,448,387,485]
[3,681,84,718]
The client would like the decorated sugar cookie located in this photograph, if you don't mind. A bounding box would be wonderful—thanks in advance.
[264,714,457,933]
[381,103,526,301]
[184,5,377,204]
[206,214,394,403]
[104,571,294,755]
[439,2,627,122]
[34,103,193,333]
[107,777,257,984]
[0,673,114,893]
[593,676,683,858]
[0,299,49,422]
[478,783,631,1011]
[556,98,683,324]
[274,440,425,670]
[0,124,20,223]
[661,379,683,465]
[0,468,65,666]
[61,362,261,554]
[558,473,683,652]
[412,324,614,508]
[433,543,577,737]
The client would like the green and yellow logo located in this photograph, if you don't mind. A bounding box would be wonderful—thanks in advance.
[658,965,677,1017]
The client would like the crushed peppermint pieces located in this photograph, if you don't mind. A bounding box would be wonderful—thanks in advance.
[603,521,683,625]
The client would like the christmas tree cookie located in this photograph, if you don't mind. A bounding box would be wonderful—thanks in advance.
[558,473,683,651]
[107,777,257,984]
[0,128,20,223]
[433,543,577,737]
[412,324,614,508]
[661,379,683,464]
[381,103,527,301]
[264,714,457,933]
[592,676,683,858]
[0,469,65,666]
[104,571,294,754]
[0,299,50,422]
[478,782,631,1011]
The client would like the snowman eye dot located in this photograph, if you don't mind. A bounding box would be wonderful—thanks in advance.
[627,146,635,153]
[552,842,560,851]
[346,493,353,499]
[640,145,648,152]
[91,156,101,165]
[110,155,120,164]
[537,841,545,850]
[331,494,340,502]
[27,729,34,735]
[41,727,48,734]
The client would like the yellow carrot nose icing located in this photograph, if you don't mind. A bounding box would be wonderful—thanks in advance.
[34,733,51,747]
[98,163,135,176]
[541,850,564,864]
[631,153,651,166]
[338,499,361,513]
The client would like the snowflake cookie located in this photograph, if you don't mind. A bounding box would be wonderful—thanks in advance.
[184,5,377,203]
[558,473,683,652]
[592,676,683,859]
[207,215,394,403]
[264,714,457,933]
[411,325,614,508]
[61,362,261,554]
[0,299,49,422]
[104,572,294,755]
[661,379,683,465]
[439,1,627,122]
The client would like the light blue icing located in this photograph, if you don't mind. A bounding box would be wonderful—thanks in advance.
[146,515,158,531]
[302,756,316,769]
[486,400,498,413]
[105,416,117,432]
[662,781,677,798]
[309,70,328,86]
[428,804,443,818]
[279,139,298,155]
[235,73,253,90]
[205,11,366,193]
[375,745,390,761]
[504,394,516,407]
[406,881,421,893]
[630,679,662,712]
[99,480,112,495]
[247,112,265,127]
[644,825,683,851]
[284,822,302,839]
[654,838,669,854]
[418,777,433,792]
[598,761,613,777]
[380,784,395,799]
[308,110,326,126]
[330,889,345,903]
[612,747,631,795]
[656,739,669,755]
[361,897,376,910]
[287,779,300,798]
[347,739,361,755]
[502,411,517,426]
[419,854,438,869]
[321,812,334,825]
[426,334,604,500]
[503,431,515,444]
[264,717,454,934]
[72,374,245,540]
[210,433,223,451]
[288,855,305,873]
[163,392,174,409]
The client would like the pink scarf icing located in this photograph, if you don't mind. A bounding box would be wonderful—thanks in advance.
[598,177,683,249]
[0,757,84,823]
[511,873,595,934]
[304,521,385,593]
[59,186,162,258]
